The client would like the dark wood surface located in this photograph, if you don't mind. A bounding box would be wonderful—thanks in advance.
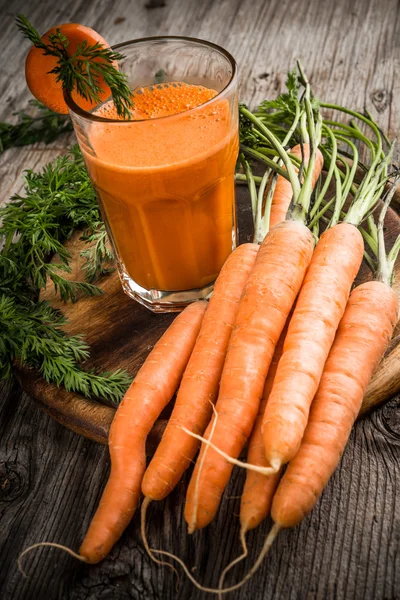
[1,0,400,598]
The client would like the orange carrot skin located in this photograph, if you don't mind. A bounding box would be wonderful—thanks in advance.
[240,328,287,531]
[262,223,364,468]
[184,220,314,532]
[269,146,324,228]
[240,143,323,532]
[272,281,398,528]
[79,301,207,564]
[142,244,259,501]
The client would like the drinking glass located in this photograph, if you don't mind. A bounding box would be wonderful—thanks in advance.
[66,36,238,312]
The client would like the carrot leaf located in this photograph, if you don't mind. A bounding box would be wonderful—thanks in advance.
[0,146,131,402]
[0,100,73,154]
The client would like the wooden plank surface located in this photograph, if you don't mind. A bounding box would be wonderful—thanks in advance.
[1,0,400,598]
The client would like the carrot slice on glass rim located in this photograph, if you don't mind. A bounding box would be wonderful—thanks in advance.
[25,23,113,114]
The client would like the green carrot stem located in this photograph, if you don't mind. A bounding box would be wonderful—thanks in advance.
[344,148,393,226]
[240,145,290,179]
[254,167,271,242]
[235,173,263,185]
[290,106,322,222]
[387,233,400,278]
[359,224,378,256]
[323,121,377,157]
[363,249,377,273]
[309,127,337,219]
[376,186,395,286]
[261,172,278,239]
[365,109,391,148]
[327,164,343,227]
[249,103,302,242]
[240,107,301,201]
[321,103,384,193]
[335,137,359,200]
[309,197,336,229]
[320,102,383,155]
[300,111,309,144]
[255,148,302,167]
[240,154,258,225]
[367,214,378,248]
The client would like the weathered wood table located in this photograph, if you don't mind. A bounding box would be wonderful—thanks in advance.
[1,0,400,598]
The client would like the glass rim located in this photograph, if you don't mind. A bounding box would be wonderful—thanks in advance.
[64,35,237,124]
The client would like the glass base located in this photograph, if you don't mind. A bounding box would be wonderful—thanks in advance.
[119,268,214,313]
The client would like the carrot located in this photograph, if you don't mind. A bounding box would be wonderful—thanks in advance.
[142,243,259,502]
[238,144,323,533]
[79,301,207,564]
[25,23,112,114]
[262,222,364,468]
[272,280,398,528]
[272,181,400,529]
[184,220,314,532]
[214,275,398,595]
[239,326,287,533]
[269,145,324,228]
[216,328,287,595]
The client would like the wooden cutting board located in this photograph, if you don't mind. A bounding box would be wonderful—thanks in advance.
[14,187,400,446]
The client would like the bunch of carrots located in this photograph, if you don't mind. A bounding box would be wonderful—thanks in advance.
[20,63,400,594]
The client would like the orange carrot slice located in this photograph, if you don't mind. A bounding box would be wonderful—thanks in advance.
[25,23,112,114]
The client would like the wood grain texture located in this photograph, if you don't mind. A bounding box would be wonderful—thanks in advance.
[1,0,400,598]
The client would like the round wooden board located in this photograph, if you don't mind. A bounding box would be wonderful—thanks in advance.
[14,186,400,446]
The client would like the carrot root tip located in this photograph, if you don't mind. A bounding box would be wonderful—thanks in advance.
[270,458,281,472]
[186,407,219,533]
[217,527,248,597]
[18,542,86,577]
[139,520,281,595]
[141,497,180,584]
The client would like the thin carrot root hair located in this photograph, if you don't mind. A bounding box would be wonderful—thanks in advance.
[143,401,281,594]
[17,542,87,577]
[180,426,280,476]
[187,403,220,534]
[217,526,248,600]
[140,506,282,595]
[140,497,180,583]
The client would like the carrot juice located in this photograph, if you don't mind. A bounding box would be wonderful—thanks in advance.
[67,36,238,311]
[80,83,238,294]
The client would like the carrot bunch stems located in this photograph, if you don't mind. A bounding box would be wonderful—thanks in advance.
[344,147,394,226]
[240,144,291,179]
[240,66,323,240]
[288,69,322,223]
[375,179,400,286]
[240,107,302,202]
[320,102,384,160]
[235,173,263,185]
[309,127,337,221]
[253,103,303,240]
[252,103,302,241]
[289,110,322,224]
[240,153,258,224]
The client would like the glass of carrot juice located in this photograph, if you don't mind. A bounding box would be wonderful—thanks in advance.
[65,36,238,312]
